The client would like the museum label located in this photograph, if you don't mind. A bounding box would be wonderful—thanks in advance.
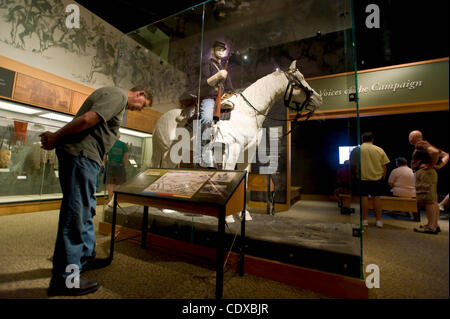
[0,67,15,99]
[294,59,449,111]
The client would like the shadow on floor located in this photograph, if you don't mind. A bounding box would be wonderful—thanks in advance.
[0,288,48,298]
[0,268,52,283]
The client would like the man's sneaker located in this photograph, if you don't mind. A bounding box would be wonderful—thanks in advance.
[106,197,114,207]
[375,220,383,228]
[419,224,441,233]
[48,276,99,297]
[362,220,368,226]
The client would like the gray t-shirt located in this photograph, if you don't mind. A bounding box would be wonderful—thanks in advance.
[59,86,128,165]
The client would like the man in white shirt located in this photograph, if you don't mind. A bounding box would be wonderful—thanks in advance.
[350,132,390,227]
[388,157,416,198]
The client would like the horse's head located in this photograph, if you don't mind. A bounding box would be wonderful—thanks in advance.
[284,61,323,114]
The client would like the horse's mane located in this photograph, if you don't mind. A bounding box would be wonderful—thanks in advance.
[234,70,288,117]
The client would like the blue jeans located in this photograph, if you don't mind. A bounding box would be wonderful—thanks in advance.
[200,98,214,127]
[52,149,100,278]
[200,98,215,148]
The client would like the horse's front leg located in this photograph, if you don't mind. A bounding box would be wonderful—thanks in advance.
[223,143,241,170]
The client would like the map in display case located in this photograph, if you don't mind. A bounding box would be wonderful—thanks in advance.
[143,170,215,198]
[117,168,246,205]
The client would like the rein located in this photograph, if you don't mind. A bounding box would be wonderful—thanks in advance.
[239,68,316,137]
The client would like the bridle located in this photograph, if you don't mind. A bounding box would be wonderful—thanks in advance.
[283,68,317,120]
[240,67,317,126]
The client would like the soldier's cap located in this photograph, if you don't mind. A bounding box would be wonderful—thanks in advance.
[213,41,227,49]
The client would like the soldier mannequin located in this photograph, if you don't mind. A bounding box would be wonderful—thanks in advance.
[200,40,233,129]
[198,41,233,168]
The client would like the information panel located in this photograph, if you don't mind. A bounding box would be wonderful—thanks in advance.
[0,67,15,98]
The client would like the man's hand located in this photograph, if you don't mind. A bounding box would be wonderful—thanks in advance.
[207,70,228,87]
[38,111,101,151]
[217,69,228,81]
[420,163,433,169]
[39,131,58,150]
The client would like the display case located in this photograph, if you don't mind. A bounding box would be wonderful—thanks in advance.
[106,0,365,287]
[0,99,152,204]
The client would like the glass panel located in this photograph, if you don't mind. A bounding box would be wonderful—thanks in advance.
[116,4,205,116]
[103,132,148,206]
[0,104,149,205]
[201,0,361,277]
[0,105,66,203]
[105,4,206,239]
[108,0,362,279]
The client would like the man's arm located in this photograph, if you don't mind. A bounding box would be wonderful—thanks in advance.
[207,69,227,87]
[40,111,102,150]
[435,150,449,170]
[425,144,440,167]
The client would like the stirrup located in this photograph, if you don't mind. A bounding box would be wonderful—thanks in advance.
[221,100,234,110]
[221,94,236,110]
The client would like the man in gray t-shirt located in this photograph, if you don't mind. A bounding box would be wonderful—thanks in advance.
[40,86,152,297]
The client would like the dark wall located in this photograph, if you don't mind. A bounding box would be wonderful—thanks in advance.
[354,0,449,70]
[291,111,449,195]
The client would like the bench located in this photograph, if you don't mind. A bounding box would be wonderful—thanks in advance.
[248,174,275,214]
[337,194,420,222]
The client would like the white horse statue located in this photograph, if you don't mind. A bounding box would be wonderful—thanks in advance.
[150,61,322,222]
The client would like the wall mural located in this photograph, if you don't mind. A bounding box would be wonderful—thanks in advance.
[0,0,352,111]
[115,35,187,107]
[0,0,185,109]
[0,0,119,87]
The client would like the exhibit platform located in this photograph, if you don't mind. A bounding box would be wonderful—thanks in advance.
[102,202,361,279]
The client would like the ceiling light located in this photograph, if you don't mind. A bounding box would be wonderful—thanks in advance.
[0,100,42,114]
[39,112,74,122]
[119,128,152,138]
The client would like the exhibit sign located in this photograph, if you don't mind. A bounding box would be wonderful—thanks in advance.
[0,67,15,98]
[292,59,449,112]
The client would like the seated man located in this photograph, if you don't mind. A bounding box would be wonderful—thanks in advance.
[388,157,416,198]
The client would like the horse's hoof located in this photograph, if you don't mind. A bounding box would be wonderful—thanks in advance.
[240,211,253,221]
[225,215,235,223]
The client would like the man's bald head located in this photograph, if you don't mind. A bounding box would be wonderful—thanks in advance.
[409,130,423,145]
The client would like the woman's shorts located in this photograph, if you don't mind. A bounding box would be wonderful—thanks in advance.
[105,162,126,185]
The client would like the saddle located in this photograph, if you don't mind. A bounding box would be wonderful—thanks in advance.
[176,93,237,125]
